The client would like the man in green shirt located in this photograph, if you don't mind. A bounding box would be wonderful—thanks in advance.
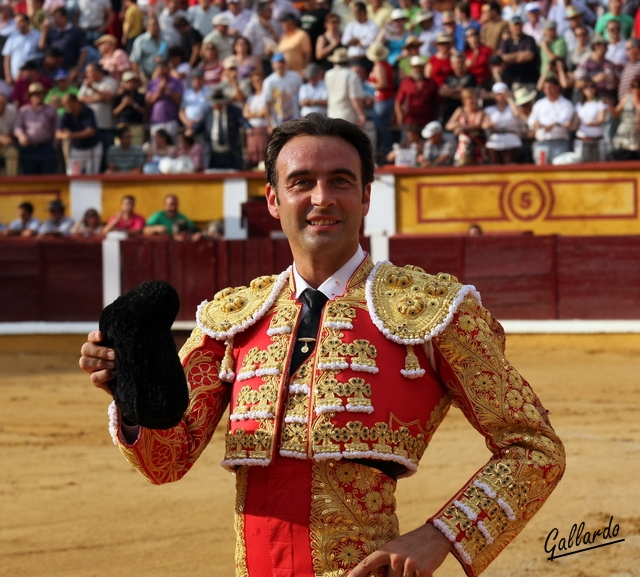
[594,0,634,40]
[539,20,567,78]
[143,194,199,237]
[44,70,79,116]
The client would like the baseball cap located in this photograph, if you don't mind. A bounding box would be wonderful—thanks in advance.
[390,8,409,20]
[213,13,230,25]
[492,82,509,94]
[272,53,285,62]
[544,20,557,29]
[511,16,523,24]
[28,82,46,94]
[54,69,69,81]
[422,121,443,139]
[122,71,139,82]
[525,2,540,12]
[566,6,582,18]
[409,55,425,66]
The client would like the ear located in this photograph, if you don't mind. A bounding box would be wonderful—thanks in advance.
[265,183,280,219]
[362,183,371,218]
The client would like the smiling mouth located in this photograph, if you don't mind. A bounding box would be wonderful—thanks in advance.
[308,219,339,226]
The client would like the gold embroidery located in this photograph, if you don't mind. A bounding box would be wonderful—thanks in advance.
[347,339,378,373]
[324,301,357,327]
[234,466,249,577]
[369,263,465,342]
[431,297,565,575]
[178,327,205,362]
[310,460,399,576]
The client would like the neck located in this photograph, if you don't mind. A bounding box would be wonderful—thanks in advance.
[293,245,359,289]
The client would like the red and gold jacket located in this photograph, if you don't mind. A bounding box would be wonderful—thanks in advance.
[111,256,565,576]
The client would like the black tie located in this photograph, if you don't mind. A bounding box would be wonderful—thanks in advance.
[289,289,328,375]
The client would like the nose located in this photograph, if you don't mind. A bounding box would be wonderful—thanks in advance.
[310,179,336,208]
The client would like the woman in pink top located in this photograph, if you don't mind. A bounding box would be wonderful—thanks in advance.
[103,195,146,234]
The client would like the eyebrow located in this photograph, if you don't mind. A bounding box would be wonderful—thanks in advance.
[284,168,359,182]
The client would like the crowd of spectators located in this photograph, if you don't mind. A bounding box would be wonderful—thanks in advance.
[0,0,640,174]
[0,194,223,239]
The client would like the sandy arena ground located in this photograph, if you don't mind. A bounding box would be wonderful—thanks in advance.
[0,333,639,577]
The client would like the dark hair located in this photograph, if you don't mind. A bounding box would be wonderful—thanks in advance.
[52,7,67,17]
[173,16,189,28]
[168,46,184,60]
[87,62,106,75]
[455,1,471,17]
[233,35,252,55]
[122,195,135,203]
[488,1,501,12]
[354,1,367,11]
[256,1,271,13]
[19,202,34,213]
[16,13,29,24]
[325,12,340,23]
[155,129,173,145]
[116,124,131,139]
[46,47,64,58]
[179,128,195,147]
[580,80,598,103]
[264,113,374,189]
[544,76,560,87]
[630,74,640,87]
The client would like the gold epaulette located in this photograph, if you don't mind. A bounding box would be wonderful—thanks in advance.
[196,267,292,341]
[365,261,481,345]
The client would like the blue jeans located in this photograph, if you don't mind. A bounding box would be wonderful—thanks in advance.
[373,98,395,162]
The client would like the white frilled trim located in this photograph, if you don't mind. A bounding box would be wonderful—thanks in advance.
[108,401,119,446]
[365,260,483,346]
[477,520,494,545]
[266,326,292,336]
[236,370,256,381]
[497,498,516,521]
[255,367,280,377]
[473,480,497,499]
[289,383,310,395]
[350,363,379,374]
[400,368,426,379]
[279,450,307,459]
[222,457,270,471]
[311,450,419,475]
[219,369,236,382]
[432,518,457,542]
[324,321,353,330]
[454,542,473,566]
[229,410,274,422]
[284,415,308,424]
[454,500,478,522]
[346,404,374,414]
[197,267,292,341]
[317,361,349,371]
[315,404,345,415]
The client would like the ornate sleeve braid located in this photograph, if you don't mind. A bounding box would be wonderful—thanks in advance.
[427,297,565,576]
[117,327,232,484]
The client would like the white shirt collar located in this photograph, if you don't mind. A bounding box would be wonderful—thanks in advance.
[292,245,366,302]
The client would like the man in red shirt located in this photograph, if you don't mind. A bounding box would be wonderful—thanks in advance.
[395,55,439,134]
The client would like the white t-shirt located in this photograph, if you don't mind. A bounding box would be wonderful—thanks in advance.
[341,20,379,58]
[575,100,607,139]
[299,80,328,117]
[263,70,303,127]
[528,96,576,142]
[484,104,522,150]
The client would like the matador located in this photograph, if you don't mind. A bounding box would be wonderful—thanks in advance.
[81,114,565,577]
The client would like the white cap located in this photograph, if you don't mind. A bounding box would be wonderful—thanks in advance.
[492,82,509,94]
[390,8,409,20]
[213,13,230,25]
[410,55,425,66]
[422,121,443,139]
[525,1,540,11]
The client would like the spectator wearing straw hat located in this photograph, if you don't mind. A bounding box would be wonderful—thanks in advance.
[203,13,234,61]
[13,81,57,174]
[414,10,439,57]
[397,34,423,78]
[38,199,74,236]
[96,34,132,85]
[575,34,619,105]
[425,31,453,87]
[564,6,593,55]
[113,71,147,146]
[366,41,395,163]
[395,54,439,132]
[325,46,366,126]
[376,8,411,65]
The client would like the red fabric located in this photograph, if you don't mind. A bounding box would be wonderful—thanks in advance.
[395,75,440,128]
[368,61,396,101]
[428,55,453,87]
[464,44,493,86]
[244,456,315,577]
